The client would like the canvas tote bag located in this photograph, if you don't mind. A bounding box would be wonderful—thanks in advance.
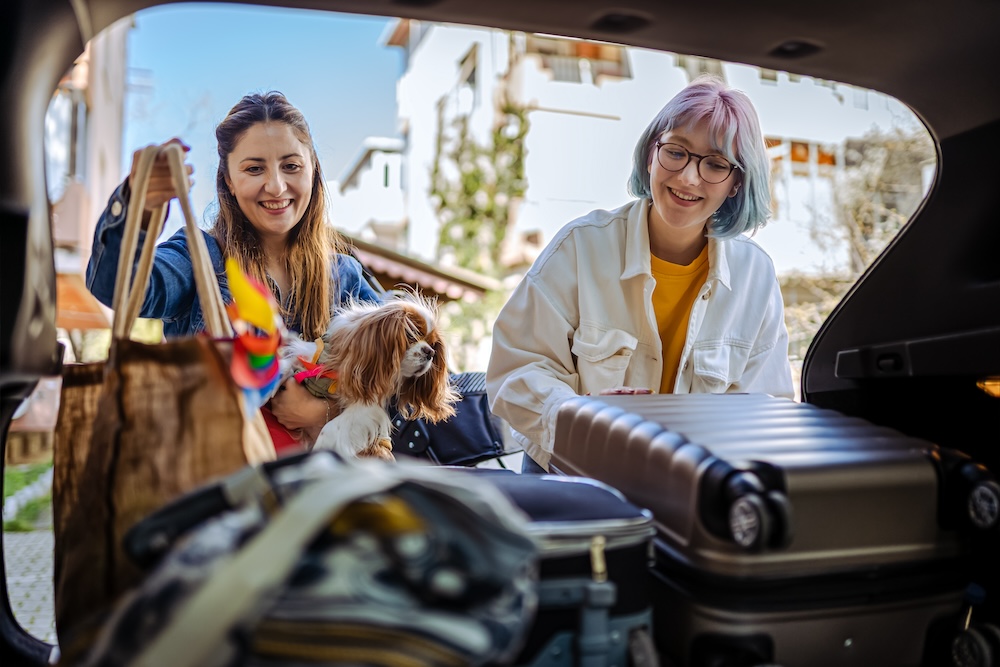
[52,144,275,659]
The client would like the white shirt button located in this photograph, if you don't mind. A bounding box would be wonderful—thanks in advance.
[702,291,711,300]
[110,200,123,217]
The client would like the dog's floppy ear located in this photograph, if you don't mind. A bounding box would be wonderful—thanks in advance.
[333,304,409,404]
[396,333,459,423]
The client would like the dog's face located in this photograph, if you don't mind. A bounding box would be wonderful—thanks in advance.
[400,311,439,380]
[322,294,458,423]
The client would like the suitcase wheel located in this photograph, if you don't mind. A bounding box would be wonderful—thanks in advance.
[727,489,792,551]
[967,480,1000,531]
[728,494,771,550]
[951,622,1000,667]
[703,466,792,551]
[628,627,660,667]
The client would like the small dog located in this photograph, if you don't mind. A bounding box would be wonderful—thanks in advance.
[282,293,459,461]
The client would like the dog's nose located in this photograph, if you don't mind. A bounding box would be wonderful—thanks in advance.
[419,342,434,361]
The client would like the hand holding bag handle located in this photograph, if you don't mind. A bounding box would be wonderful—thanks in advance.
[114,143,232,340]
[53,143,274,660]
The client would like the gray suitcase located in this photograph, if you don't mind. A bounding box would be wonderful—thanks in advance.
[550,393,1000,667]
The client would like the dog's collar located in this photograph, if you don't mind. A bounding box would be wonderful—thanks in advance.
[294,358,338,393]
[293,339,338,393]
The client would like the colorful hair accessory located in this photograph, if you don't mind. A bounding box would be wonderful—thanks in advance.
[225,257,283,410]
[292,338,339,393]
[226,257,278,334]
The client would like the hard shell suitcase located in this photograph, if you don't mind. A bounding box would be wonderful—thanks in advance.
[453,470,658,667]
[550,394,1000,667]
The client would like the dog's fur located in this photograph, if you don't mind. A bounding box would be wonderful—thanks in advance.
[281,293,458,461]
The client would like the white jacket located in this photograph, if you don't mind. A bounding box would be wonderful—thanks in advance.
[487,199,794,469]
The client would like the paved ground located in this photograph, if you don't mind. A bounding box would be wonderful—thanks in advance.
[4,528,57,644]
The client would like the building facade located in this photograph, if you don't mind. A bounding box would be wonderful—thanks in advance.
[333,20,930,283]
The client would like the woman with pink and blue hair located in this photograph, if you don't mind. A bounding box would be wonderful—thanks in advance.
[487,76,794,473]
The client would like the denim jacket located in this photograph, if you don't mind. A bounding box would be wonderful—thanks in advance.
[86,181,383,338]
[487,198,794,469]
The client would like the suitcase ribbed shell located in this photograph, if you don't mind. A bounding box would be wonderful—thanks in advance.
[552,394,964,578]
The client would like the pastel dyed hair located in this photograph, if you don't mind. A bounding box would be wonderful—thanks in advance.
[627,75,771,238]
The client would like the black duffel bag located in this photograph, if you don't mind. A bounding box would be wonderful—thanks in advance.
[390,371,520,466]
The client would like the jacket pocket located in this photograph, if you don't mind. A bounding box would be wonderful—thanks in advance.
[572,326,638,392]
[691,342,751,393]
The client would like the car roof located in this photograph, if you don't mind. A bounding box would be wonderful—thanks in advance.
[14,0,1000,136]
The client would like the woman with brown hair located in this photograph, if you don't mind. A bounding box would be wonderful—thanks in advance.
[86,91,380,440]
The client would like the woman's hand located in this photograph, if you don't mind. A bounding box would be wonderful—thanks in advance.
[128,137,194,213]
[269,378,339,441]
[589,387,654,396]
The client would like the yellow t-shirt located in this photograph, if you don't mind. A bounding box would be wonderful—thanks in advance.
[650,246,710,394]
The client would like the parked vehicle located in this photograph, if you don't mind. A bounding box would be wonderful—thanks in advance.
[2,0,998,665]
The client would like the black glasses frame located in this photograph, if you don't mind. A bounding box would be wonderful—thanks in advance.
[654,141,740,184]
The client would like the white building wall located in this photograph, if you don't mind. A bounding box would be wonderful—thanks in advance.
[81,18,133,271]
[511,49,689,261]
[345,22,930,279]
[47,16,132,276]
[328,143,405,242]
[394,25,510,261]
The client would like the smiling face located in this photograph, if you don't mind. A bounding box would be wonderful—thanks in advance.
[647,120,741,251]
[224,121,315,244]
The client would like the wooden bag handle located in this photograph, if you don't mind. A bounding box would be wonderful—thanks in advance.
[111,143,233,340]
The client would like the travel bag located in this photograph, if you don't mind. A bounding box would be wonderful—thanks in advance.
[550,393,1000,667]
[84,453,539,667]
[447,468,658,667]
[51,144,275,661]
[391,371,520,466]
[116,455,659,667]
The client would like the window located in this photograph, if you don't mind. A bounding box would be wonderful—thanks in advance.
[524,33,632,83]
[458,44,478,93]
[676,54,725,81]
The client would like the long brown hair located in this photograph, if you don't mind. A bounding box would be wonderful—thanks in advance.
[211,91,348,340]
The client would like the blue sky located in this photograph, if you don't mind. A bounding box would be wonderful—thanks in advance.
[123,3,401,224]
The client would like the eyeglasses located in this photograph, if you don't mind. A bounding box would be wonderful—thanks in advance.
[654,141,739,184]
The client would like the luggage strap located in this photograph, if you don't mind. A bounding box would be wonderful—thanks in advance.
[132,462,408,667]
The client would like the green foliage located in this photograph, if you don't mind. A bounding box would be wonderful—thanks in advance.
[430,101,528,278]
[816,125,934,276]
[3,462,53,532]
[3,495,51,532]
[3,461,52,500]
[785,125,934,381]
[429,100,529,367]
